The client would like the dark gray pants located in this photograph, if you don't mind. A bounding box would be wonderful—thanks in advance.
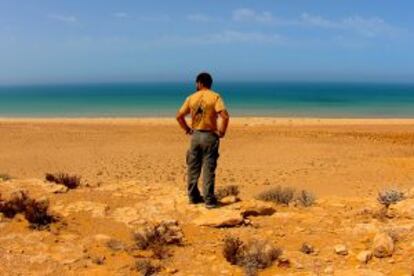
[186,131,220,204]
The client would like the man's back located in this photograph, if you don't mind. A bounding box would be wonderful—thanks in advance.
[176,72,229,209]
[179,89,225,132]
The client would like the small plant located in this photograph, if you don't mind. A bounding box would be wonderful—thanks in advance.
[0,173,12,181]
[216,185,240,200]
[24,198,55,229]
[134,220,183,259]
[256,186,295,205]
[0,191,56,229]
[0,191,28,218]
[135,259,160,276]
[377,188,405,208]
[223,236,282,276]
[295,190,316,207]
[45,173,81,189]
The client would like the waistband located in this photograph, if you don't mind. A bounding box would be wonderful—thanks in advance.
[194,129,215,133]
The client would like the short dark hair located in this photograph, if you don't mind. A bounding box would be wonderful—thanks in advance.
[196,72,213,89]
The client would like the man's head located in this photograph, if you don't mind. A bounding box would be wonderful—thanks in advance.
[196,72,213,90]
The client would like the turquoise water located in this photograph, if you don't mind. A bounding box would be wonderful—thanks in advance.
[0,82,414,117]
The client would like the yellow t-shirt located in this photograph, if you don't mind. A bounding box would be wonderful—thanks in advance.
[178,89,226,131]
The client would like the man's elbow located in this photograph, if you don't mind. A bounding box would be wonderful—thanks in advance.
[176,112,183,121]
[221,110,230,121]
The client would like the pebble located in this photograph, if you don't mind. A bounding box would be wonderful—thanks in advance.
[335,244,348,255]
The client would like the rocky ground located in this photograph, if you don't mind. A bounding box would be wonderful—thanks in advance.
[0,177,413,276]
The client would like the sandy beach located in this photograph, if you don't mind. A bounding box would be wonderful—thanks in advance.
[1,118,414,196]
[0,118,414,275]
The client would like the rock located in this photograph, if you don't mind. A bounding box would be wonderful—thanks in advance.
[334,269,384,276]
[220,196,239,205]
[324,266,334,274]
[390,199,414,219]
[44,182,68,194]
[193,209,244,227]
[51,201,109,218]
[300,243,315,254]
[352,223,380,237]
[277,254,290,268]
[372,232,394,258]
[356,250,373,264]
[334,244,348,255]
[239,200,276,217]
[110,207,141,226]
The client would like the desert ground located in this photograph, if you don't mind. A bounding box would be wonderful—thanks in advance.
[0,118,414,275]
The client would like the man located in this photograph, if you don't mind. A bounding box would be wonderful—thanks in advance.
[176,72,230,209]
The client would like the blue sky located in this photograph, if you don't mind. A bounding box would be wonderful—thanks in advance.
[0,0,413,84]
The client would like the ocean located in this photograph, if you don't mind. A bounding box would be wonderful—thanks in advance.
[0,82,414,118]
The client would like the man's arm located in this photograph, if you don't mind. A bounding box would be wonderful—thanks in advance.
[176,111,192,135]
[217,110,230,138]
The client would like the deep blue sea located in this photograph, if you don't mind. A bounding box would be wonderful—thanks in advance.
[0,82,414,117]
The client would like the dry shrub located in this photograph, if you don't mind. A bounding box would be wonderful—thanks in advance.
[223,236,281,276]
[256,186,295,205]
[216,185,240,200]
[377,188,405,208]
[135,259,160,276]
[0,191,56,229]
[0,173,12,181]
[295,190,316,207]
[134,220,183,259]
[24,198,55,229]
[45,173,81,189]
[0,191,28,218]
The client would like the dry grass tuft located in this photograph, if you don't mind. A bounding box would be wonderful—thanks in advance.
[223,236,282,276]
[377,188,405,208]
[0,191,56,229]
[216,185,240,200]
[134,220,183,259]
[295,190,316,207]
[0,191,28,218]
[135,259,160,276]
[45,172,81,189]
[0,173,12,181]
[256,186,295,205]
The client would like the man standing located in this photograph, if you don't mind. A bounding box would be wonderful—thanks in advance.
[176,73,230,209]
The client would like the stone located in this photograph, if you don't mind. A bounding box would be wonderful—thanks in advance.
[356,250,373,264]
[239,200,276,217]
[372,232,394,258]
[220,196,240,205]
[193,209,244,227]
[334,244,348,255]
[44,182,68,194]
[51,201,109,218]
[277,254,290,268]
[324,266,334,274]
[352,223,380,237]
[110,207,141,226]
[334,269,384,276]
[300,243,315,254]
[390,199,414,219]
